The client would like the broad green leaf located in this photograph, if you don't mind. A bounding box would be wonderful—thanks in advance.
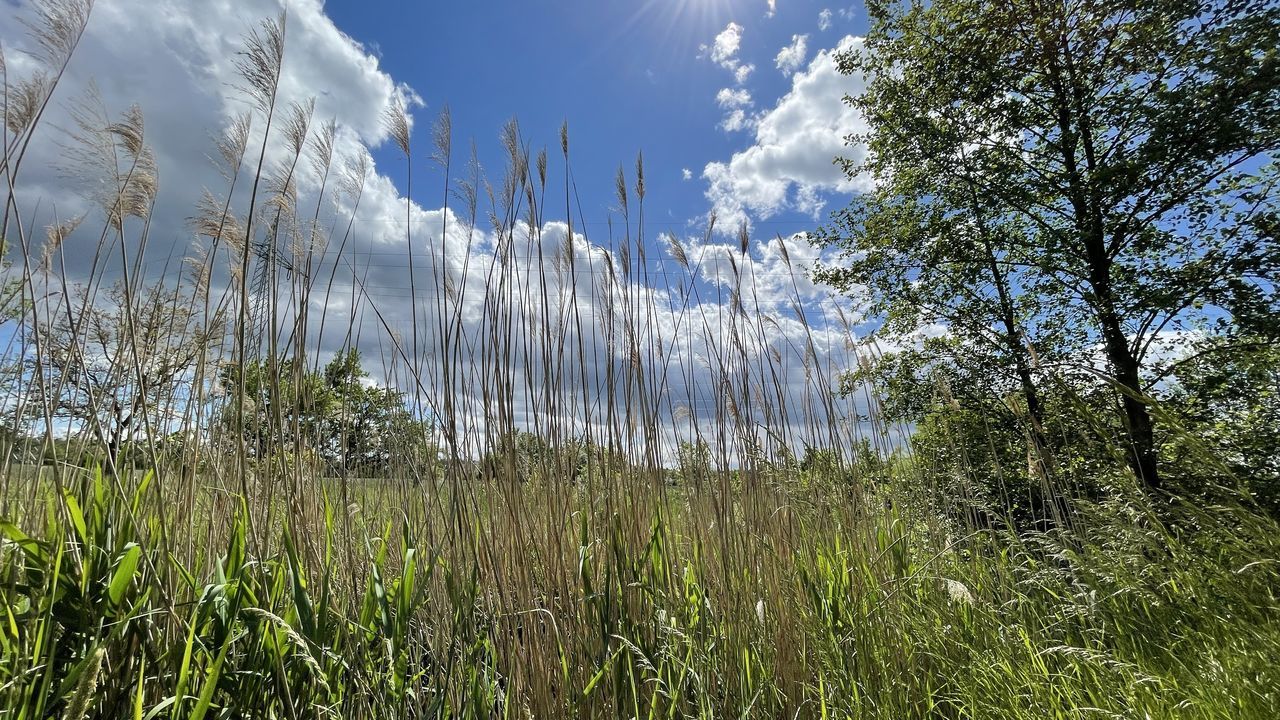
[109,544,143,606]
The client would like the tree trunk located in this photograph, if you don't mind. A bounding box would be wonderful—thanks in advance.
[962,168,1058,485]
[1097,306,1162,491]
[1044,39,1163,493]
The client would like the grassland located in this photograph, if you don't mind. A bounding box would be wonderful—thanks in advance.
[2,1,1278,718]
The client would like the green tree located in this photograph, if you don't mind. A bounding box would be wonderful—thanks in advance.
[849,339,1111,528]
[676,439,713,484]
[221,349,432,476]
[819,0,1280,491]
[1163,339,1280,514]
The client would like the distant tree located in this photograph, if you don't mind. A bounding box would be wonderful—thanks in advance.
[221,348,432,476]
[676,439,713,484]
[819,0,1280,491]
[323,349,436,474]
[21,279,218,472]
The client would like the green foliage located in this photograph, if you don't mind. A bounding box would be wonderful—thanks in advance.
[1,2,1277,718]
[3,464,1280,718]
[818,0,1280,491]
[0,469,156,718]
[220,349,434,476]
[1164,340,1280,514]
[676,439,712,484]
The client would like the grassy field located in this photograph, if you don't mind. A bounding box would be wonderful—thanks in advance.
[2,0,1279,718]
[3,461,1279,718]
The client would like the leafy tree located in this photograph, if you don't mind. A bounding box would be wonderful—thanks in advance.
[819,0,1280,491]
[221,348,432,476]
[851,339,1115,529]
[676,439,713,484]
[1163,339,1280,514]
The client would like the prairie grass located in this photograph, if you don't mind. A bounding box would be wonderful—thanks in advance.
[1,2,1278,719]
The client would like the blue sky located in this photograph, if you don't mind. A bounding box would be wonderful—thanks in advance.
[0,0,870,275]
[324,0,866,237]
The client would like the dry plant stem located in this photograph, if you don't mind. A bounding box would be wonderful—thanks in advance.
[234,12,287,556]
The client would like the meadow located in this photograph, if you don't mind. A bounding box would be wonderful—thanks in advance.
[2,1,1279,718]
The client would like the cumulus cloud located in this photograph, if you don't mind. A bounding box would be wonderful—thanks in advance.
[701,21,754,85]
[818,9,833,31]
[716,87,755,132]
[1,0,432,417]
[775,34,808,76]
[702,36,868,232]
[682,168,693,181]
[716,88,753,111]
[0,0,413,245]
[703,22,760,130]
[709,22,744,66]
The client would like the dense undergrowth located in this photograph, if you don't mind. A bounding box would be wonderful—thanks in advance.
[3,466,1279,718]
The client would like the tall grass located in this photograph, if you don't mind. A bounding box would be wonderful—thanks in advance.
[1,2,1278,718]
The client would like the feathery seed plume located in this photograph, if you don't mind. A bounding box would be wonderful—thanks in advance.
[383,100,411,156]
[234,13,286,113]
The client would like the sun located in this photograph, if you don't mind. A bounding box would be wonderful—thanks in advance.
[624,0,748,59]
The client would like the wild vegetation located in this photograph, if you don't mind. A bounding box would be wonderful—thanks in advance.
[1,0,1278,718]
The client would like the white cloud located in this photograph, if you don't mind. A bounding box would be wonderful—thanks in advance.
[766,0,778,18]
[839,6,856,20]
[818,9,833,31]
[702,21,753,86]
[716,87,753,108]
[702,22,757,128]
[1,0,433,407]
[702,36,869,232]
[775,34,808,76]
[1,0,414,212]
[682,168,693,181]
[716,87,755,132]
[720,110,752,133]
[709,22,744,67]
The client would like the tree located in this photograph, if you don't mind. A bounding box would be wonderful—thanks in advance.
[18,278,220,468]
[848,337,1111,529]
[813,192,1065,480]
[20,279,218,472]
[819,0,1280,491]
[1164,339,1280,514]
[221,349,432,476]
[321,349,435,474]
[676,439,713,484]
